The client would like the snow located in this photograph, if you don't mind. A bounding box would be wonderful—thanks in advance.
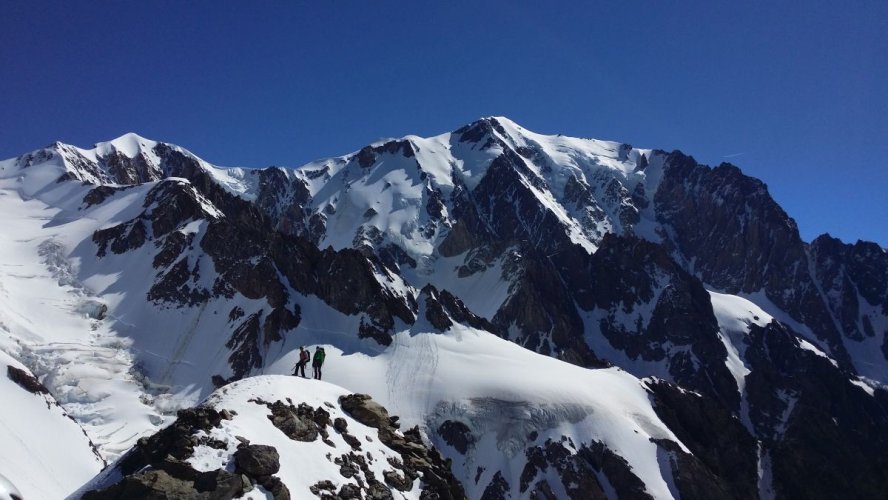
[796,338,839,367]
[708,291,768,395]
[263,324,689,499]
[850,378,876,396]
[402,253,512,320]
[0,169,175,467]
[709,291,772,332]
[93,132,157,159]
[0,351,104,499]
[282,116,670,268]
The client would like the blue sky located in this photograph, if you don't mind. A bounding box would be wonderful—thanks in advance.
[2,1,886,245]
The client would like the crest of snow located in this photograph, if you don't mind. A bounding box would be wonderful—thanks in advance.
[93,132,159,159]
[708,291,772,333]
[742,290,821,340]
[263,324,688,499]
[200,164,262,202]
[492,116,655,197]
[796,338,839,367]
[850,378,876,396]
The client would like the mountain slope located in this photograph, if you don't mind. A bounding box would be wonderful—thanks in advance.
[0,118,886,499]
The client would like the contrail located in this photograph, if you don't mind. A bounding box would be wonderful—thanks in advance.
[722,152,745,159]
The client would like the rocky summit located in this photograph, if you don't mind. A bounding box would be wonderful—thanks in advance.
[0,117,886,499]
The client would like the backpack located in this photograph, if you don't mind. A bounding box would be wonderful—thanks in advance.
[300,350,310,363]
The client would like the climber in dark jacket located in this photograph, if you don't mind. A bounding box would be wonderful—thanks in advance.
[293,346,309,377]
[312,347,326,380]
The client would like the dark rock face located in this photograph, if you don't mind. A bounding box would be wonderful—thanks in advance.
[93,218,147,257]
[82,407,256,499]
[653,438,739,500]
[83,185,135,208]
[437,420,474,455]
[654,152,850,367]
[647,380,758,499]
[480,471,510,500]
[585,235,739,409]
[809,234,888,351]
[517,438,651,500]
[655,155,799,294]
[421,284,497,333]
[740,322,888,499]
[493,246,589,361]
[226,313,264,379]
[101,149,163,185]
[83,469,210,500]
[147,256,210,306]
[340,394,466,499]
[7,365,49,395]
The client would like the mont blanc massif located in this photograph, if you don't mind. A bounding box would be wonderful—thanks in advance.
[1,117,886,500]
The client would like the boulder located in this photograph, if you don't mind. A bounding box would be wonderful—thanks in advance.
[234,445,280,477]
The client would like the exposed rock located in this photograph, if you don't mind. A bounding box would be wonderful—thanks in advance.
[519,438,650,500]
[340,394,466,499]
[259,399,326,442]
[310,479,336,495]
[260,475,291,500]
[93,218,147,257]
[234,444,280,477]
[83,185,132,208]
[646,379,757,499]
[383,469,413,492]
[437,420,474,455]
[480,471,510,500]
[82,469,209,500]
[333,417,349,433]
[585,234,739,409]
[742,322,888,499]
[421,285,498,334]
[226,312,264,379]
[655,152,851,367]
[810,234,888,349]
[7,365,49,395]
[82,407,251,499]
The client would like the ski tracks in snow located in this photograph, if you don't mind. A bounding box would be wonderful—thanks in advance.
[386,332,439,416]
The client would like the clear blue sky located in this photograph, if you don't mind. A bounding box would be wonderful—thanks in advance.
[2,1,886,245]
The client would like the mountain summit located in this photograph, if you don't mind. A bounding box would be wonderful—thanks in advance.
[1,118,887,499]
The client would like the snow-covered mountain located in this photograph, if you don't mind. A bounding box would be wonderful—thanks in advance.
[1,118,887,499]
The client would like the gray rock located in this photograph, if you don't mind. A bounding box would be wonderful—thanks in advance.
[234,444,280,477]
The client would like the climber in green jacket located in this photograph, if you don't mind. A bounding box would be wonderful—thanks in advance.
[312,347,326,380]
